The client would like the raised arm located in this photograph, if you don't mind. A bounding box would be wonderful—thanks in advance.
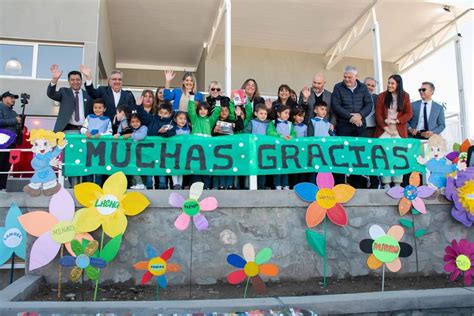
[80,65,100,99]
[47,64,63,101]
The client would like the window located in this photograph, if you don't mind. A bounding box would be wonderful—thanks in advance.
[0,41,83,79]
[0,44,33,77]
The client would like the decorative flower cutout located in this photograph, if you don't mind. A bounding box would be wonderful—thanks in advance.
[0,203,26,265]
[387,172,435,216]
[359,225,413,272]
[168,182,218,231]
[0,129,16,149]
[294,173,355,227]
[133,244,181,288]
[227,243,279,294]
[19,188,92,270]
[445,167,474,227]
[59,239,106,282]
[446,139,471,163]
[73,172,150,237]
[444,239,474,285]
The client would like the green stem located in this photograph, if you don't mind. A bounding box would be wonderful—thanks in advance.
[411,212,419,279]
[156,284,159,301]
[243,277,250,299]
[323,216,327,288]
[93,230,105,301]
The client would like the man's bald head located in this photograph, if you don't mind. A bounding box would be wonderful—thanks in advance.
[312,73,326,94]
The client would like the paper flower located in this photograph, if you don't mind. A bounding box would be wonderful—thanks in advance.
[444,167,474,227]
[0,203,26,265]
[0,129,16,149]
[294,173,355,227]
[386,172,435,215]
[133,244,181,288]
[226,243,279,294]
[168,182,218,231]
[446,139,471,163]
[18,188,92,270]
[73,172,150,237]
[359,225,413,272]
[444,239,474,285]
[59,239,106,282]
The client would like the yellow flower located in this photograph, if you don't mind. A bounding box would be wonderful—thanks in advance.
[458,180,474,215]
[72,172,150,237]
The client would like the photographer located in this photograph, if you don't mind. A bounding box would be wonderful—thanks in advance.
[0,91,21,191]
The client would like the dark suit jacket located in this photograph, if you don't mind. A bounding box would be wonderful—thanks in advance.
[331,80,373,124]
[84,84,136,121]
[408,100,445,134]
[298,89,334,125]
[47,83,92,132]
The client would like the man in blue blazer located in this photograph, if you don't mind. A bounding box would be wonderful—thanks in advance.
[408,82,445,139]
[47,65,92,132]
[80,65,136,123]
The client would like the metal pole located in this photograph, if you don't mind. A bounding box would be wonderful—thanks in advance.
[371,8,383,93]
[454,34,469,139]
[224,0,231,97]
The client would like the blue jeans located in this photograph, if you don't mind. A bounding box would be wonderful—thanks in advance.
[158,176,167,189]
[218,176,234,188]
[191,175,211,189]
[274,174,288,187]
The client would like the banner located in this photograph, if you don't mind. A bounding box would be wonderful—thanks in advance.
[64,134,425,176]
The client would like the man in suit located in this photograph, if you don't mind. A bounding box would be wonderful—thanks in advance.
[363,76,378,137]
[47,64,92,132]
[299,73,334,124]
[80,65,136,123]
[408,82,445,139]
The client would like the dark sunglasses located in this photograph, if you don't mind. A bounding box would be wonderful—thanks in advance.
[210,88,221,92]
[418,88,427,92]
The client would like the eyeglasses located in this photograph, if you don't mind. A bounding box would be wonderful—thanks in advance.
[418,88,427,93]
[210,88,221,92]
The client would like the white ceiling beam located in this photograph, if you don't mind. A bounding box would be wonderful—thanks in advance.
[116,63,197,72]
[205,0,226,59]
[325,1,380,70]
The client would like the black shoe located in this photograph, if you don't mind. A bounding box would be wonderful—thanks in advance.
[218,186,225,190]
[227,185,235,190]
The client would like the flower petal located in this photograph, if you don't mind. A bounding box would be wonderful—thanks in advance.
[90,257,107,269]
[227,254,246,268]
[74,182,102,207]
[141,271,153,285]
[412,197,427,214]
[386,186,405,199]
[243,243,256,262]
[444,261,456,273]
[251,275,266,294]
[306,202,327,228]
[19,211,57,237]
[317,172,334,189]
[169,192,185,208]
[0,236,14,266]
[59,255,76,267]
[133,261,149,270]
[5,203,23,229]
[189,182,204,200]
[174,213,190,231]
[29,231,61,270]
[121,192,150,216]
[332,184,355,203]
[193,213,209,231]
[160,247,174,261]
[227,270,247,284]
[369,225,386,240]
[70,266,83,282]
[167,263,181,273]
[409,172,421,187]
[451,207,472,227]
[157,275,167,289]
[294,182,318,202]
[259,263,279,276]
[146,244,157,258]
[449,268,461,282]
[255,248,272,265]
[199,197,218,211]
[49,188,75,221]
[85,265,100,280]
[65,233,94,256]
[72,207,102,234]
[464,270,472,286]
[102,172,127,199]
[399,197,412,216]
[416,186,435,198]
[102,211,127,238]
[386,258,402,272]
[367,254,383,270]
[327,204,348,227]
[387,225,404,241]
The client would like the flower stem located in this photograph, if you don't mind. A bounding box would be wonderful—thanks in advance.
[156,284,159,301]
[411,212,419,279]
[243,277,250,299]
[323,216,327,288]
[93,230,105,301]
[58,245,63,300]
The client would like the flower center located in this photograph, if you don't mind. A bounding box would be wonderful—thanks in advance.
[403,185,418,201]
[51,221,76,244]
[316,188,337,209]
[456,254,471,272]
[3,228,22,248]
[458,180,474,215]
[95,195,120,216]
[183,199,200,216]
[148,257,167,276]
[244,261,259,277]
[75,254,90,269]
[372,235,400,263]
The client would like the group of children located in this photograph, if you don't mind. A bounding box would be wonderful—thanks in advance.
[79,94,335,190]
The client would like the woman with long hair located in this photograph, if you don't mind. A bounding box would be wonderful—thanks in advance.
[268,84,298,120]
[164,70,204,112]
[241,78,265,110]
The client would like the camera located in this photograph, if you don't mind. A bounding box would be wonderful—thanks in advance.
[20,93,30,105]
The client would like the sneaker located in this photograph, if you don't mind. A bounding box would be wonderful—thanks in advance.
[283,186,290,190]
[133,184,146,190]
[276,186,282,190]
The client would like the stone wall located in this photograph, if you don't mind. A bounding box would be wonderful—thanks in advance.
[0,190,472,285]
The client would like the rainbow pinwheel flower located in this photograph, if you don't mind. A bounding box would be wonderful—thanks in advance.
[168,182,218,231]
[18,188,92,270]
[59,239,106,282]
[446,139,471,163]
[73,172,150,237]
[227,243,279,295]
[359,225,413,272]
[386,172,435,216]
[0,203,26,265]
[444,239,474,285]
[294,173,355,227]
[133,244,181,288]
[445,167,474,227]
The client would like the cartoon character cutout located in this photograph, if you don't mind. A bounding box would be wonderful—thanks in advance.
[416,134,461,190]
[23,129,67,197]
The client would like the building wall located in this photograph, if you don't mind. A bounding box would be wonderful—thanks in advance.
[97,0,116,78]
[119,69,186,89]
[196,48,207,92]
